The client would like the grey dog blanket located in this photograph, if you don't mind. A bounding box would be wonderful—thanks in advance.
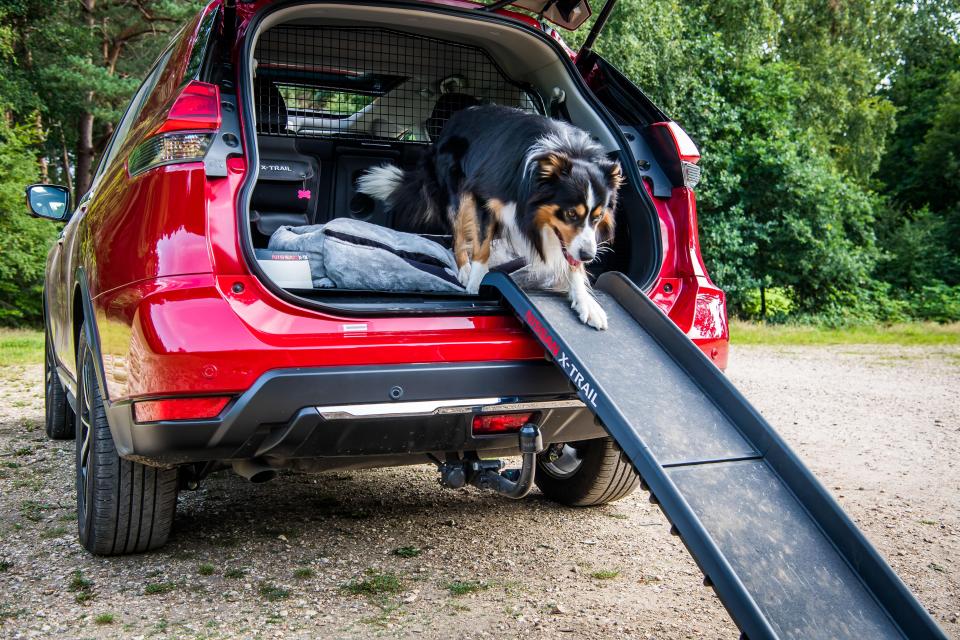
[268,218,554,293]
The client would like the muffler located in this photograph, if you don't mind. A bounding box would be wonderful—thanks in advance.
[438,424,544,499]
[231,458,277,483]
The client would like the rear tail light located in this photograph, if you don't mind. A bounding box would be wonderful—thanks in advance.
[133,396,231,423]
[128,133,213,177]
[155,81,221,134]
[647,121,702,189]
[472,412,537,435]
[128,81,221,177]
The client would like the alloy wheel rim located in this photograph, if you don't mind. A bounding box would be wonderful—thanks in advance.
[540,443,585,479]
[76,358,94,519]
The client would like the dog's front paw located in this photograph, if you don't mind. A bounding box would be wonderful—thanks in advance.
[572,295,608,330]
[457,263,472,289]
[465,261,489,294]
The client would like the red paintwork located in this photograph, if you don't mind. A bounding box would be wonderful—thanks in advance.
[44,0,728,413]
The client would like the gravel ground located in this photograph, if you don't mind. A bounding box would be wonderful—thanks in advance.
[0,345,957,639]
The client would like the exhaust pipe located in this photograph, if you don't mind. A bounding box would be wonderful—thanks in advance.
[232,458,277,483]
[437,424,544,499]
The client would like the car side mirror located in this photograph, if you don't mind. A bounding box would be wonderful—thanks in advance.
[25,184,72,221]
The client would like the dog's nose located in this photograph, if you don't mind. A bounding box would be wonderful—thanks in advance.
[578,248,596,262]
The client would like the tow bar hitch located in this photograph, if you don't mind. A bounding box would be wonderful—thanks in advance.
[438,424,544,499]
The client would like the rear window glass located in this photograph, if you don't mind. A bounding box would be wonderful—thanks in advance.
[277,84,376,118]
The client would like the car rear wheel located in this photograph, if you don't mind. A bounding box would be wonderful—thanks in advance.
[44,327,74,440]
[535,437,640,506]
[76,327,179,555]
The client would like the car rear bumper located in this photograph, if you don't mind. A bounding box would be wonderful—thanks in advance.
[106,360,604,466]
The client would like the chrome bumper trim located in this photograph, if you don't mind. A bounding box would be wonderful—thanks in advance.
[316,397,583,419]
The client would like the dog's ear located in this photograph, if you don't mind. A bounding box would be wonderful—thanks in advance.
[536,152,572,181]
[602,160,624,190]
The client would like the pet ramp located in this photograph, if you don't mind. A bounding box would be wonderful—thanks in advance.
[480,271,946,640]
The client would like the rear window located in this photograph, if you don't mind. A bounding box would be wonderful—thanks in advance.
[277,84,377,118]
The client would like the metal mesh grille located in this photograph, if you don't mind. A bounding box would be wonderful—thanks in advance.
[253,26,543,143]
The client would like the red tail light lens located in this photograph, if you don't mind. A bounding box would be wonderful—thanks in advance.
[472,412,536,435]
[133,396,231,423]
[649,121,700,163]
[156,81,221,134]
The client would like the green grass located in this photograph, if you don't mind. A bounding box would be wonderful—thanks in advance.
[224,568,246,579]
[730,320,960,346]
[293,567,314,579]
[258,583,291,601]
[0,328,44,367]
[197,563,215,576]
[444,580,488,596]
[590,569,620,580]
[144,582,176,595]
[341,570,403,597]
[94,613,115,625]
[392,546,421,558]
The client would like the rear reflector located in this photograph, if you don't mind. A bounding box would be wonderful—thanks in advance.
[134,396,231,423]
[472,412,536,435]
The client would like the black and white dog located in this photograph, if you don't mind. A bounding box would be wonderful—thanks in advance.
[357,105,622,329]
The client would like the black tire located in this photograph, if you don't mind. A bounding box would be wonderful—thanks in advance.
[44,327,74,440]
[535,437,640,506]
[75,327,179,555]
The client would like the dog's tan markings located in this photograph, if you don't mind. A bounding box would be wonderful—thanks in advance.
[608,162,624,189]
[538,153,572,179]
[574,204,587,218]
[534,203,559,230]
[453,193,478,270]
[597,209,615,240]
[475,199,505,264]
[591,206,604,220]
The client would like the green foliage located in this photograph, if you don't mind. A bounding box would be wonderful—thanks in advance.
[0,122,55,325]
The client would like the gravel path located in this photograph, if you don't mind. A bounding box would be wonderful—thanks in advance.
[1,345,957,639]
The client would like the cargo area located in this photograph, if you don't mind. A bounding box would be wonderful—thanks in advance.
[241,3,662,313]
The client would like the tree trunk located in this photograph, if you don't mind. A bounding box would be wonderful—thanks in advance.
[760,285,767,320]
[58,123,74,195]
[36,113,49,182]
[75,109,95,199]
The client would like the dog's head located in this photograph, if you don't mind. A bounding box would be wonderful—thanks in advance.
[529,151,622,267]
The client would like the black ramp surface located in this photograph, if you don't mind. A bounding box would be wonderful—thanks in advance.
[481,271,946,640]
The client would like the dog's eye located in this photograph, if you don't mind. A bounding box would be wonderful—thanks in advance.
[565,210,579,222]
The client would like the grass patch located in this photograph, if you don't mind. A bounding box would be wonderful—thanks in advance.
[0,328,44,367]
[94,613,115,625]
[341,570,403,597]
[69,570,95,604]
[445,580,488,596]
[40,525,68,539]
[224,568,246,579]
[197,563,215,576]
[392,546,421,558]
[293,567,314,579]
[590,569,620,580]
[730,321,960,346]
[258,583,291,601]
[144,582,176,595]
[19,500,54,522]
[0,560,11,572]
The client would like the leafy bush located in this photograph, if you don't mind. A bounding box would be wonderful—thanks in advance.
[909,283,960,323]
[0,122,56,326]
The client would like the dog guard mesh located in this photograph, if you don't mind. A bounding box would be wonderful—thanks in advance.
[254,26,543,143]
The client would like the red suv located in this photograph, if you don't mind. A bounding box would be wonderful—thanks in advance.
[26,0,727,555]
